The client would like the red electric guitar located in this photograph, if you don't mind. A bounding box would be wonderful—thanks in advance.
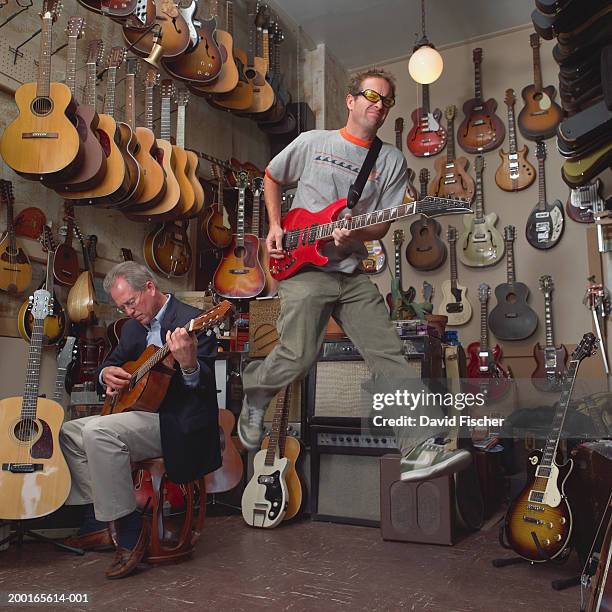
[405,83,446,157]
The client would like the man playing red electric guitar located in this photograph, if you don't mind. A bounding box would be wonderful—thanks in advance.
[239,68,470,481]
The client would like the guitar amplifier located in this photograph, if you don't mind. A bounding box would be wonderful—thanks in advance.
[248,298,281,358]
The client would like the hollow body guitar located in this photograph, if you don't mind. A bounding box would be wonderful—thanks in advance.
[504,333,597,562]
[405,82,446,157]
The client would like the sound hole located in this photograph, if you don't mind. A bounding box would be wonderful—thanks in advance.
[14,419,40,442]
[31,97,53,116]
[505,292,517,304]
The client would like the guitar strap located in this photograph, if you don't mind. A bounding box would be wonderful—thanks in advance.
[346,136,382,209]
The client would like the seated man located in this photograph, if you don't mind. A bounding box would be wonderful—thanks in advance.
[60,262,220,579]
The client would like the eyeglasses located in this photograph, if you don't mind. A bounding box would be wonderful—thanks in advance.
[357,89,395,108]
[116,291,143,315]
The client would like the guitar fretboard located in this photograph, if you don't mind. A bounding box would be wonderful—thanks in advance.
[103,66,118,117]
[505,234,516,284]
[541,287,555,349]
[37,14,53,99]
[449,235,458,291]
[176,102,186,149]
[473,55,482,102]
[84,61,97,108]
[538,153,547,212]
[21,308,46,419]
[474,163,485,220]
[144,83,155,131]
[160,91,172,141]
[66,34,79,98]
[236,181,246,247]
[446,115,456,163]
[264,384,291,466]
[506,99,517,155]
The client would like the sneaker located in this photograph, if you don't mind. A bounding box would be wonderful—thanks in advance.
[237,395,265,450]
[399,437,472,482]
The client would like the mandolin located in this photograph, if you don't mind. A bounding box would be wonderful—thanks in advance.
[405,168,447,271]
[459,155,504,268]
[565,179,602,224]
[205,408,243,494]
[465,283,511,402]
[517,33,563,141]
[53,202,79,287]
[213,171,265,298]
[0,0,83,183]
[251,176,279,297]
[488,225,539,340]
[66,225,99,325]
[0,180,32,294]
[429,105,475,202]
[531,275,568,392]
[0,288,71,520]
[526,142,564,250]
[438,226,472,326]
[202,163,233,248]
[504,333,597,562]
[495,89,536,192]
[406,82,446,157]
[101,301,232,416]
[457,48,505,154]
[143,220,193,278]
[18,226,67,347]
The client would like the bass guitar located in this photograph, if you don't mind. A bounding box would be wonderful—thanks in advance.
[0,288,71,519]
[457,48,505,154]
[488,225,538,340]
[459,155,504,268]
[438,226,472,326]
[101,301,231,416]
[495,89,536,192]
[504,333,597,562]
[405,82,446,157]
[465,283,511,402]
[526,142,564,250]
[429,105,475,202]
[517,33,563,141]
[0,180,32,294]
[531,275,568,392]
[269,195,471,282]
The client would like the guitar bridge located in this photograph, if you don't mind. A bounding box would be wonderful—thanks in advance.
[2,463,44,473]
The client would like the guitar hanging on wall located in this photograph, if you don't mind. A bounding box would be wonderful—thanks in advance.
[405,83,447,157]
[438,226,472,326]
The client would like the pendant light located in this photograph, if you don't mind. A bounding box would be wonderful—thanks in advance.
[408,0,443,84]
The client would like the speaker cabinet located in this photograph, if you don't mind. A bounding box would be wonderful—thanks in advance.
[380,454,455,545]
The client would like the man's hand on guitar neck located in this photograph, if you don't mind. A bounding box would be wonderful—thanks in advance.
[166,327,198,372]
[332,214,390,247]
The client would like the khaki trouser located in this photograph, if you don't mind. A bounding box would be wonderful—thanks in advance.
[59,412,162,522]
[242,269,445,454]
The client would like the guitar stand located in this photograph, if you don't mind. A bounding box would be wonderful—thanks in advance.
[0,521,84,556]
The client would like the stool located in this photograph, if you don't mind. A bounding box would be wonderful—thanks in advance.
[132,457,206,564]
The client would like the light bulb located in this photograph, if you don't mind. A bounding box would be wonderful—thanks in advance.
[408,45,444,84]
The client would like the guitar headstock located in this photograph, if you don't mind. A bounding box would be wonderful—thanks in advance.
[0,179,14,207]
[273,22,285,45]
[504,88,516,107]
[188,300,233,333]
[125,56,140,76]
[107,46,126,69]
[86,39,105,66]
[478,283,490,304]
[40,225,56,253]
[41,0,62,22]
[394,117,404,133]
[539,274,554,295]
[536,141,547,161]
[530,32,540,49]
[393,229,404,245]
[473,47,482,66]
[175,88,190,107]
[236,170,249,191]
[144,67,160,88]
[66,16,85,39]
[419,168,429,185]
[160,79,175,100]
[503,225,515,243]
[445,105,456,122]
[252,176,264,195]
[571,332,597,362]
[255,2,269,29]
[447,225,457,243]
[475,154,485,176]
[57,336,77,370]
[423,281,434,303]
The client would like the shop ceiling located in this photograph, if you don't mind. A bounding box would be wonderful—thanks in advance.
[272,0,535,70]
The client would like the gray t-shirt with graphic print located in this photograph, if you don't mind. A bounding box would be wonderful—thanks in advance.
[266,128,408,273]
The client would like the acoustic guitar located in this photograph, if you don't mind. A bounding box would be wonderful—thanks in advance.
[459,155,504,268]
[251,176,279,297]
[531,275,568,392]
[517,33,563,141]
[204,408,243,494]
[429,105,475,202]
[406,82,446,157]
[0,288,71,520]
[438,226,472,326]
[0,0,83,183]
[202,164,233,248]
[504,333,597,562]
[457,48,505,154]
[101,301,232,416]
[53,202,79,287]
[0,180,32,294]
[143,220,193,278]
[525,142,564,250]
[495,89,536,192]
[488,225,539,340]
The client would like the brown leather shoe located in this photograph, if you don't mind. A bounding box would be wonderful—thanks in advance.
[63,528,114,552]
[105,519,150,580]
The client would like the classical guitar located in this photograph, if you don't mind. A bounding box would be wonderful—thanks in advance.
[251,176,279,297]
[385,229,416,321]
[0,180,32,294]
[438,226,473,326]
[18,226,66,347]
[531,275,568,392]
[429,105,475,202]
[45,17,106,194]
[457,48,505,154]
[144,220,193,278]
[405,168,447,271]
[0,0,82,183]
[465,283,511,402]
[526,142,565,250]
[202,164,233,248]
[406,82,446,157]
[213,171,265,298]
[495,89,536,192]
[517,33,563,141]
[53,202,79,287]
[205,408,243,494]
[488,225,539,340]
[0,288,71,520]
[459,155,505,268]
[242,383,301,527]
[101,301,232,416]
[269,195,471,282]
[565,179,602,224]
[504,333,597,562]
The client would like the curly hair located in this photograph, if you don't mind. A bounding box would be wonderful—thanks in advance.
[347,68,397,99]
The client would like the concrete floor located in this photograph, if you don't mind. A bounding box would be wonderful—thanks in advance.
[0,512,583,612]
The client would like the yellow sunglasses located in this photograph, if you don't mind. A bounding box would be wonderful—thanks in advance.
[357,89,395,108]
